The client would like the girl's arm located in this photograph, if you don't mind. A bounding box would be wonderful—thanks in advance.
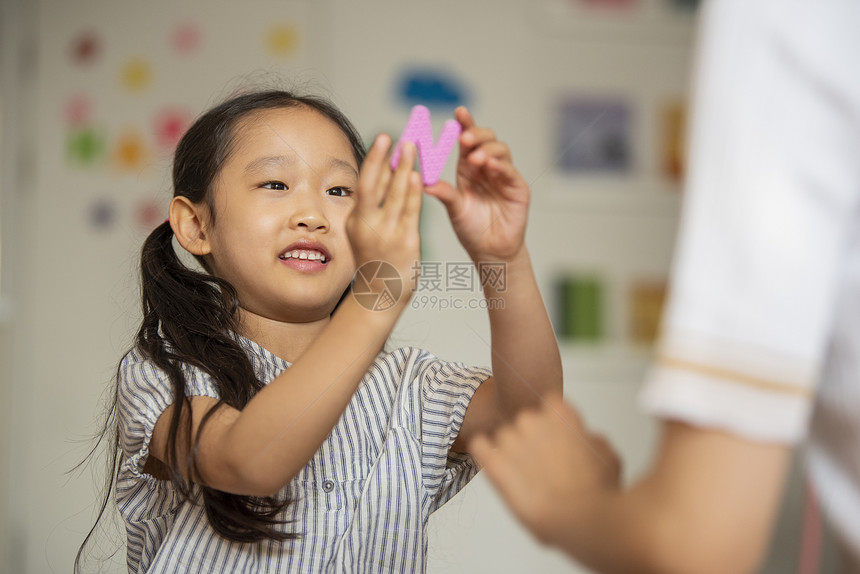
[171,297,405,496]
[150,138,423,497]
[424,108,563,449]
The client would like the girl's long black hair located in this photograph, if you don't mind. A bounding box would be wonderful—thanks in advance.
[75,89,366,571]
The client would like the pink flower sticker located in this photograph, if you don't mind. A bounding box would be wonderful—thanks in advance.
[64,94,91,127]
[136,197,168,233]
[154,107,192,152]
[171,22,201,55]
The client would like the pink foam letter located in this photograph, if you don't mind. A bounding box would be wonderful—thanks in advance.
[390,105,461,186]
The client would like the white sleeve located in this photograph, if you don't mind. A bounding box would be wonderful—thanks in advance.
[414,351,491,512]
[117,347,221,476]
[640,0,860,443]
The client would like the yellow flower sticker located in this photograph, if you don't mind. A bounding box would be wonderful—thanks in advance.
[121,59,152,92]
[114,129,148,171]
[266,25,299,58]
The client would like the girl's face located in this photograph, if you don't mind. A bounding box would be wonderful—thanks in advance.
[202,106,360,324]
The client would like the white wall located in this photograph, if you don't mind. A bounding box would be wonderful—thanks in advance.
[0,0,824,572]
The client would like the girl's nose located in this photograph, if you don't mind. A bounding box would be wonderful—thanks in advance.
[294,214,327,231]
[288,195,329,232]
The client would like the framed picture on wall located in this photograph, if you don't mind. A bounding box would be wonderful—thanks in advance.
[667,0,701,13]
[556,97,633,175]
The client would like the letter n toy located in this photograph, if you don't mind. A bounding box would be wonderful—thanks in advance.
[390,105,461,185]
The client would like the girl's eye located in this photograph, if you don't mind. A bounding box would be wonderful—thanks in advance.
[261,181,288,191]
[327,186,353,197]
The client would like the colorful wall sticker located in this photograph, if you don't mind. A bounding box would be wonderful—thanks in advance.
[86,197,118,231]
[171,21,202,56]
[120,58,153,92]
[395,68,470,109]
[135,196,168,233]
[266,24,300,58]
[113,129,148,172]
[63,94,92,127]
[153,107,193,153]
[69,30,101,66]
[67,125,106,167]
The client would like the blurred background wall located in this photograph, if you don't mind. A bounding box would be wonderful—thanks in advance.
[0,0,834,572]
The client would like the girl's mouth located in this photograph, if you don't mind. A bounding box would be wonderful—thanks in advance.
[278,249,328,272]
[279,249,327,264]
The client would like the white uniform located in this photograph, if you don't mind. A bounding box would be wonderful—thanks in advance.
[640,0,860,564]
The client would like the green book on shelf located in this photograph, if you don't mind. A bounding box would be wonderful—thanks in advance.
[558,276,603,342]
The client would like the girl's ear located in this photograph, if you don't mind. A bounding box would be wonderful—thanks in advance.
[170,196,211,256]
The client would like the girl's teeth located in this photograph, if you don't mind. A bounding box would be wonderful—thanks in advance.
[281,249,327,263]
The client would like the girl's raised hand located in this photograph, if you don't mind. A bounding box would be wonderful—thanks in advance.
[346,134,423,296]
[425,107,530,263]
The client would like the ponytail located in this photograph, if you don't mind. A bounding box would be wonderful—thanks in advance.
[137,220,296,542]
[76,222,294,573]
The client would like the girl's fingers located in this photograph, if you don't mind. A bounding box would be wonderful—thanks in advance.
[357,134,391,215]
[455,106,476,132]
[454,108,514,165]
[456,107,489,156]
[374,158,393,207]
[424,181,461,210]
[461,126,497,150]
[381,142,416,217]
[485,157,523,190]
[403,171,424,222]
[468,141,512,166]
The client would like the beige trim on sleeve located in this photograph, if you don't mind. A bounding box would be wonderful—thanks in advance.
[657,355,814,398]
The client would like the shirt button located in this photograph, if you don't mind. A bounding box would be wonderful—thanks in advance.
[322,480,334,493]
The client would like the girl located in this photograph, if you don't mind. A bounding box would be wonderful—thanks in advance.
[79,89,562,573]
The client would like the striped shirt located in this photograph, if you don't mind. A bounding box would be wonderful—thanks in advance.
[116,338,490,573]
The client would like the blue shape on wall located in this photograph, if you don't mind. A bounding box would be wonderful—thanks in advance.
[396,69,469,109]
